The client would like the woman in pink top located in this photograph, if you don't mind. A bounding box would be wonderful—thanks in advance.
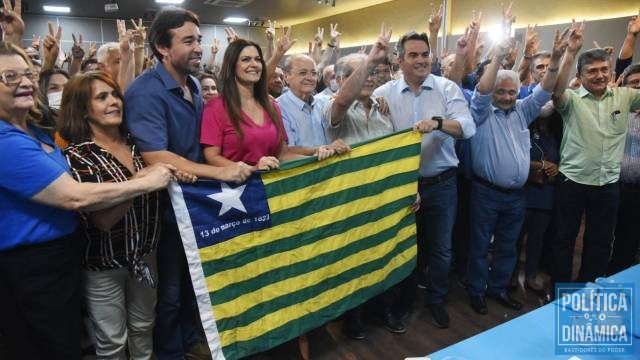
[201,39,298,169]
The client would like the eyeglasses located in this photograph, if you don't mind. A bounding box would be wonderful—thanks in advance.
[0,69,36,86]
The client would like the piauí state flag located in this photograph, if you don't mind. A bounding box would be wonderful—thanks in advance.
[168,130,422,359]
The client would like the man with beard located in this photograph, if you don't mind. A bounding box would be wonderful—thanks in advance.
[125,8,252,360]
[551,22,640,286]
[466,32,565,315]
[372,31,475,329]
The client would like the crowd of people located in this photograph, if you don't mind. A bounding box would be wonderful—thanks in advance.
[1,0,639,359]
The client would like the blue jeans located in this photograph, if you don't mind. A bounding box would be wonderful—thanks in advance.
[154,222,201,360]
[467,181,526,296]
[417,175,457,304]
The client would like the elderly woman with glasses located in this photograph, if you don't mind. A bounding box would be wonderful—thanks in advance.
[0,41,176,360]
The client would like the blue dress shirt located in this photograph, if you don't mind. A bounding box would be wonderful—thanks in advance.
[277,91,328,147]
[372,75,476,177]
[125,63,204,163]
[470,85,551,189]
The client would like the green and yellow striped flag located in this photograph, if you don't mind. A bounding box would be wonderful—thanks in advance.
[169,130,422,359]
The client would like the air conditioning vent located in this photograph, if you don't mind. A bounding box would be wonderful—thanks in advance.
[203,0,255,7]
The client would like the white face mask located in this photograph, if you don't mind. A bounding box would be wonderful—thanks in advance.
[329,79,339,92]
[47,91,63,110]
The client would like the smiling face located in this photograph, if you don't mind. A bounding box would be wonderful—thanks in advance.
[285,55,317,100]
[87,79,123,132]
[235,45,263,86]
[157,21,203,76]
[0,55,36,117]
[201,77,218,104]
[492,78,519,111]
[578,60,611,96]
[399,39,431,84]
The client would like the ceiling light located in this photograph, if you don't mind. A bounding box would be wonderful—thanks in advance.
[43,5,71,13]
[224,17,248,24]
[155,0,184,4]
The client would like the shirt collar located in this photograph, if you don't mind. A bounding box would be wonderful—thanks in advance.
[577,85,614,99]
[285,90,314,111]
[155,62,200,95]
[399,75,434,94]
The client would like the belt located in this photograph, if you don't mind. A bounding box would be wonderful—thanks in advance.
[419,167,457,186]
[473,174,520,194]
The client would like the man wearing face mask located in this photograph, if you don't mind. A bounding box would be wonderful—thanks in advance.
[466,34,565,315]
[319,64,338,97]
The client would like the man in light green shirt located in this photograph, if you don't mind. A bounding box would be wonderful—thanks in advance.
[551,24,640,286]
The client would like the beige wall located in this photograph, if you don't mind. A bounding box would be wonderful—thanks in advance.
[282,0,639,53]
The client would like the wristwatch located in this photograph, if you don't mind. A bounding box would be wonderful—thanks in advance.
[432,116,443,130]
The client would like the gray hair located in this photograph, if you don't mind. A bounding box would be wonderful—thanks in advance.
[283,54,316,73]
[334,53,366,78]
[96,42,119,64]
[495,69,521,90]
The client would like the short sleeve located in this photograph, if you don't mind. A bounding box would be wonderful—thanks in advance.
[124,88,169,152]
[0,130,66,198]
[200,99,225,147]
[63,146,99,184]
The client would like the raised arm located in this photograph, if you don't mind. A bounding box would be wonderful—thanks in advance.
[448,27,470,86]
[519,24,539,82]
[130,19,146,77]
[266,26,296,81]
[265,20,276,60]
[466,10,482,74]
[317,23,340,75]
[42,22,62,72]
[331,24,391,126]
[68,33,84,76]
[553,20,585,109]
[619,12,639,61]
[477,38,511,95]
[0,0,24,45]
[427,2,443,59]
[539,28,569,92]
[117,20,135,92]
[206,38,219,73]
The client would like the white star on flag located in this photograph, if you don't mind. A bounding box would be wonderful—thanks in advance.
[207,183,247,216]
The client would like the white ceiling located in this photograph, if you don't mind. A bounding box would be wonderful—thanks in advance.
[21,0,393,26]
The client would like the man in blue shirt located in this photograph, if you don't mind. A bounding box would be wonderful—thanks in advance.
[125,8,252,360]
[373,31,475,329]
[519,51,551,99]
[277,54,349,159]
[466,35,565,315]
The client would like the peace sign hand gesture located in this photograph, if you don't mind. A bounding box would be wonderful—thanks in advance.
[0,0,25,43]
[71,33,85,60]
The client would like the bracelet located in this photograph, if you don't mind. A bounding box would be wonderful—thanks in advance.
[547,67,559,72]
[135,45,145,49]
[327,43,336,48]
[541,160,545,170]
[523,55,533,60]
